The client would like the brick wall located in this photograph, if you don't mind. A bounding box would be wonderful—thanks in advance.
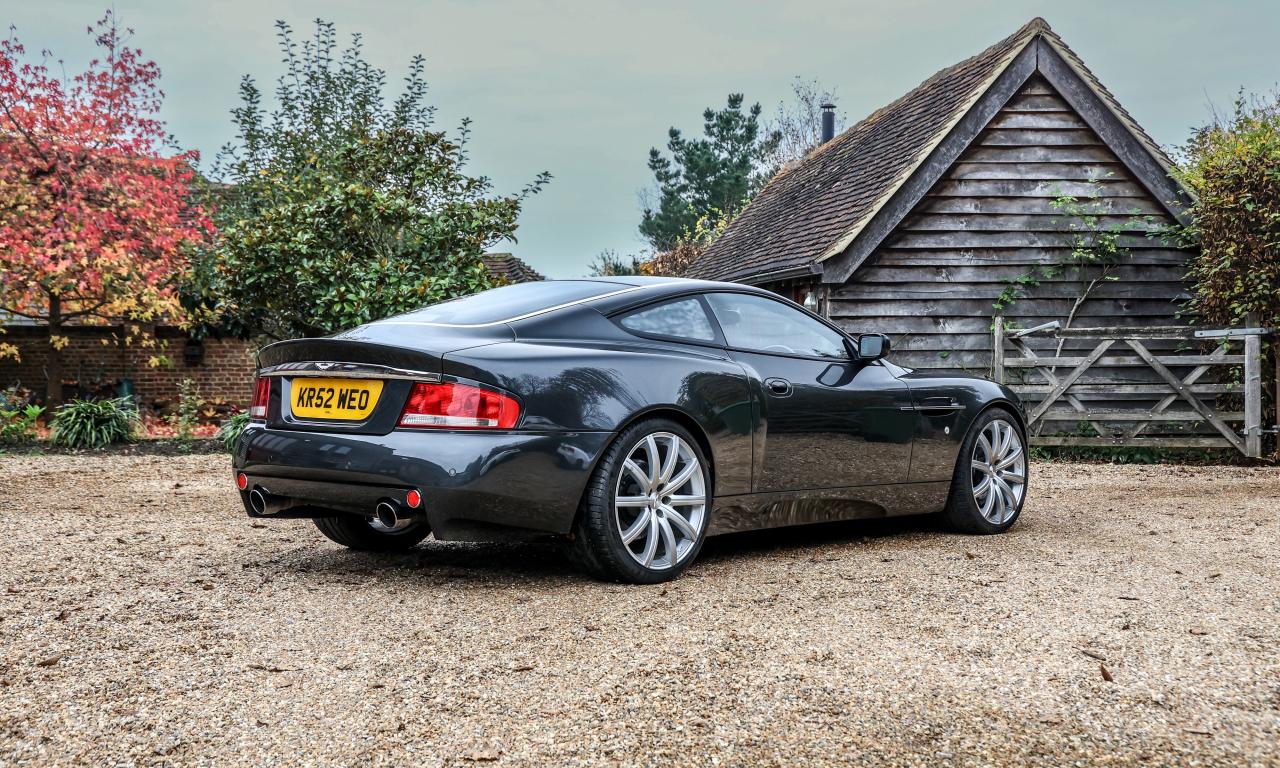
[0,325,257,409]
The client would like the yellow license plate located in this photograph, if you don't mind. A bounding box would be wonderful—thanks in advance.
[290,378,383,421]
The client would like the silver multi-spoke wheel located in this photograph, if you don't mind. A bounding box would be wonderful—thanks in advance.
[970,418,1026,525]
[614,432,707,570]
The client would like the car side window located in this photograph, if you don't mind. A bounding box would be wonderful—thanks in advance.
[617,297,717,342]
[705,292,847,358]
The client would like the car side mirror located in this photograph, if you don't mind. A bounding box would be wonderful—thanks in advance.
[857,333,891,361]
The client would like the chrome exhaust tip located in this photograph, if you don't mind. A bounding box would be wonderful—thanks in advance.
[373,499,422,531]
[375,500,401,529]
[248,487,298,516]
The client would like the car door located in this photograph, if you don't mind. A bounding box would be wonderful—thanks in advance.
[704,292,915,493]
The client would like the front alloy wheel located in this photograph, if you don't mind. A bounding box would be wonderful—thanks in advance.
[942,408,1027,534]
[970,418,1026,525]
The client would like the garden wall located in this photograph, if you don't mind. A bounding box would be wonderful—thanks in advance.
[0,325,256,410]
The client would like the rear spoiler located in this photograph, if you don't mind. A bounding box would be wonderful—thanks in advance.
[256,338,444,374]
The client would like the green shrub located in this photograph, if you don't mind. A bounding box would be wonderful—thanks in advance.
[1179,92,1280,329]
[0,404,43,444]
[1178,92,1280,451]
[176,378,201,440]
[216,411,251,452]
[51,397,140,449]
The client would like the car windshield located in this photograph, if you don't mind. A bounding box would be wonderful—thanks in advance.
[387,281,626,325]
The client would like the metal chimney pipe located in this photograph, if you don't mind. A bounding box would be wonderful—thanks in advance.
[820,102,836,144]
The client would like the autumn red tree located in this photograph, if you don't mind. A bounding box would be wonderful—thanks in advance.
[0,12,209,403]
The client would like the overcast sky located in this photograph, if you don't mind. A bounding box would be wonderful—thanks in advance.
[12,1,1280,277]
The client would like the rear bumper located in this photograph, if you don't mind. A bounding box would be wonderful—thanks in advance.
[233,425,612,540]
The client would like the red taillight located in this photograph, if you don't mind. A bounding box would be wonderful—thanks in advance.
[405,489,422,509]
[250,377,270,420]
[398,382,520,430]
[236,472,249,491]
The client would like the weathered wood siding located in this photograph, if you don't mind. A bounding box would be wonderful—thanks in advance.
[828,76,1194,379]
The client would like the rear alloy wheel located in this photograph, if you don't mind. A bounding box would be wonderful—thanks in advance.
[313,515,430,553]
[569,419,710,583]
[941,408,1027,534]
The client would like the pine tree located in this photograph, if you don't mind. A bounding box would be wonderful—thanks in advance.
[639,94,779,251]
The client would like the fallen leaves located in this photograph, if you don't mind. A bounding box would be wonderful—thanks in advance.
[464,747,502,762]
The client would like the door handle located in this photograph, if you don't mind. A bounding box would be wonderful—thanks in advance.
[765,378,792,397]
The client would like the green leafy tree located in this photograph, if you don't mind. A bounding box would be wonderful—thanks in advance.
[639,94,779,251]
[210,20,549,339]
[1178,92,1280,449]
[1179,92,1280,329]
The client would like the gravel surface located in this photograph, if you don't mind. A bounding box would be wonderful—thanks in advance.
[1,454,1277,767]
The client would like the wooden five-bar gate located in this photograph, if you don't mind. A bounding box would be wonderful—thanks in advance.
[991,318,1269,458]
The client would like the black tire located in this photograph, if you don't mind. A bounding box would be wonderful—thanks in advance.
[313,515,430,552]
[940,406,1028,534]
[568,418,711,584]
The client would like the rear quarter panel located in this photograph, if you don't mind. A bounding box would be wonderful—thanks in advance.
[442,338,755,497]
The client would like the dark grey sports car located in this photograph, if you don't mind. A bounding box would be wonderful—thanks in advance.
[233,276,1028,583]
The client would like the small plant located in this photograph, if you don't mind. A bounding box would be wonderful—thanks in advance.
[50,397,140,449]
[217,411,251,452]
[0,404,43,444]
[991,178,1156,353]
[175,378,201,440]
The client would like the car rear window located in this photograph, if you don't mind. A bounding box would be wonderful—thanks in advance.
[618,298,717,342]
[388,281,625,325]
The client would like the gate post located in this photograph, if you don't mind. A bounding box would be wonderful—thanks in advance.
[992,315,1005,384]
[1244,314,1262,458]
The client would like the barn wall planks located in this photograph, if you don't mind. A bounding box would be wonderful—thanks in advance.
[828,75,1193,374]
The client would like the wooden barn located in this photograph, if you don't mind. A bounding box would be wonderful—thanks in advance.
[686,19,1270,452]
[689,17,1195,371]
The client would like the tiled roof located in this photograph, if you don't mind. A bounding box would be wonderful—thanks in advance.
[482,253,545,283]
[687,18,1177,283]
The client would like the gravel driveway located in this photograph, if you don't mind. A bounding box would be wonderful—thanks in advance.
[1,453,1276,767]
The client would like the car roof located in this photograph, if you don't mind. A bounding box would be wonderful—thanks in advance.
[364,276,773,330]
[572,276,774,316]
[575,275,758,289]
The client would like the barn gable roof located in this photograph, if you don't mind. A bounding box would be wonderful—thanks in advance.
[686,18,1191,285]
